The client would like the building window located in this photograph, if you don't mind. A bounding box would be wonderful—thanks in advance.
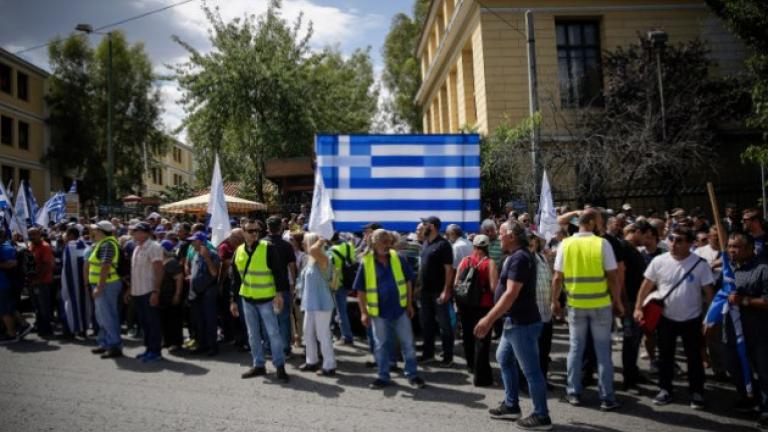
[151,168,163,185]
[19,168,30,184]
[1,165,13,186]
[1,116,12,146]
[17,72,28,101]
[172,147,182,163]
[0,63,10,94]
[556,21,603,108]
[18,121,29,150]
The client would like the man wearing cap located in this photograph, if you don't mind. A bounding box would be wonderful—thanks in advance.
[87,221,124,358]
[418,215,455,366]
[622,204,635,223]
[147,212,162,230]
[187,231,220,356]
[129,222,165,362]
[230,219,289,382]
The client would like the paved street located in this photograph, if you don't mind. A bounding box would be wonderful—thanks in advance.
[0,323,755,432]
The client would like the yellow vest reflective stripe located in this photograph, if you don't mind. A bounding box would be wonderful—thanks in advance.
[234,241,276,300]
[562,235,610,309]
[88,236,120,284]
[363,249,407,317]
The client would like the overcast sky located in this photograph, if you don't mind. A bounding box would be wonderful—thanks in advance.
[0,0,414,141]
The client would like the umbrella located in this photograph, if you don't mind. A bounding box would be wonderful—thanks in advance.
[159,193,266,215]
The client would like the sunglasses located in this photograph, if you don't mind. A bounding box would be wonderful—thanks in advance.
[245,229,261,234]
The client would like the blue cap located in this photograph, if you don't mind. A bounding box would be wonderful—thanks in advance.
[160,239,175,251]
[154,225,166,234]
[187,231,207,242]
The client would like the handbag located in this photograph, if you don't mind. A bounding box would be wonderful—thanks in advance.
[641,257,704,333]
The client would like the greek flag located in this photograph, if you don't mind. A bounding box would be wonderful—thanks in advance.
[0,180,12,236]
[12,180,32,240]
[24,181,38,220]
[35,192,67,227]
[315,134,481,232]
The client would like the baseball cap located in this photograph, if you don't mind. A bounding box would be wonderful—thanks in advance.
[131,222,152,232]
[420,216,442,229]
[154,225,166,234]
[90,220,114,233]
[160,239,175,252]
[472,234,490,247]
[147,212,161,220]
[621,203,632,211]
[187,231,208,242]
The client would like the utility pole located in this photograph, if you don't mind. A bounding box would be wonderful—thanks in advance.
[526,10,541,201]
[648,30,668,142]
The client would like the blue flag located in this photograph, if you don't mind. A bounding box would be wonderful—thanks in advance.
[705,253,753,396]
[315,134,481,232]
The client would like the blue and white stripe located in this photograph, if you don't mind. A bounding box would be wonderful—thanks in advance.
[316,134,481,233]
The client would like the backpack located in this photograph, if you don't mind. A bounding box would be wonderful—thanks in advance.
[454,256,487,307]
[331,243,359,291]
[105,239,130,278]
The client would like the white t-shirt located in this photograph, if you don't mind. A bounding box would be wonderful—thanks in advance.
[554,232,618,272]
[695,244,722,281]
[131,240,164,296]
[452,237,473,269]
[643,252,714,321]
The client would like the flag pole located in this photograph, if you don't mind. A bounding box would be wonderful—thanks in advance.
[706,182,726,251]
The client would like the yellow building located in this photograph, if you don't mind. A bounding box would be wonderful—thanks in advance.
[415,0,747,136]
[0,47,51,203]
[143,138,196,197]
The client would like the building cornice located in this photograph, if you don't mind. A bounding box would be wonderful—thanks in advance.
[0,47,51,78]
[0,100,47,123]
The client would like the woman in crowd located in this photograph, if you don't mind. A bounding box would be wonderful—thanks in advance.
[296,232,336,376]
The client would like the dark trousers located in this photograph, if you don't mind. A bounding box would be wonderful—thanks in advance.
[458,304,492,385]
[134,293,162,353]
[419,290,454,361]
[191,287,218,350]
[539,320,553,377]
[622,315,644,386]
[32,283,53,334]
[658,316,705,394]
[725,315,768,414]
[159,304,184,347]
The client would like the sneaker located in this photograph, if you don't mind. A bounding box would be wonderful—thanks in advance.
[489,402,522,420]
[409,376,426,389]
[91,347,107,355]
[369,378,390,389]
[298,363,319,372]
[690,393,704,410]
[241,367,267,379]
[17,323,33,340]
[276,366,289,383]
[183,339,197,350]
[653,390,672,406]
[600,399,621,412]
[316,368,336,377]
[562,394,581,406]
[135,351,149,360]
[516,414,553,431]
[100,349,123,359]
[142,351,162,363]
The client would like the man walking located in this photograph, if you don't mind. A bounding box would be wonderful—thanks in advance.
[418,216,454,366]
[231,220,289,382]
[87,221,123,359]
[129,222,165,362]
[551,209,623,411]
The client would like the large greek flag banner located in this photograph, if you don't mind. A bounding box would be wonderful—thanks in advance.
[316,134,481,233]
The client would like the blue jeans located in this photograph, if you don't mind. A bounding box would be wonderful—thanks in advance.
[566,307,615,401]
[92,281,123,349]
[334,288,354,342]
[419,290,454,361]
[371,313,418,382]
[32,283,53,334]
[134,293,161,353]
[263,291,292,355]
[367,321,398,365]
[497,319,549,418]
[242,299,285,368]
[191,287,218,350]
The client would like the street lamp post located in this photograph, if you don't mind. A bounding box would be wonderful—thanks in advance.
[648,30,668,142]
[76,24,113,212]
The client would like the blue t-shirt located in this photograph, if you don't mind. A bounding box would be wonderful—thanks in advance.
[0,240,17,291]
[353,252,415,320]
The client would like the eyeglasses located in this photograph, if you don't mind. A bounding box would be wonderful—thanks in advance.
[245,229,261,234]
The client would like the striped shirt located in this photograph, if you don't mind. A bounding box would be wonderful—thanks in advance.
[533,252,553,323]
[488,239,504,270]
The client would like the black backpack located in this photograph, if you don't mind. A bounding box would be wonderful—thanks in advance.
[104,239,130,278]
[455,257,487,307]
[332,243,359,291]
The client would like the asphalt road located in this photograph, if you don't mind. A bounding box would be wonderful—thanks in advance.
[0,323,756,432]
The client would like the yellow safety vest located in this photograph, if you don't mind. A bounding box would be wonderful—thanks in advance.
[331,241,357,281]
[561,235,611,309]
[88,236,120,284]
[234,240,276,300]
[363,249,407,317]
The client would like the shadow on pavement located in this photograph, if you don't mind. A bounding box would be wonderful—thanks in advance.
[113,356,209,376]
[4,339,61,353]
[281,373,345,398]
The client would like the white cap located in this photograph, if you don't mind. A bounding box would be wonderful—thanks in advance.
[147,212,161,220]
[90,220,115,233]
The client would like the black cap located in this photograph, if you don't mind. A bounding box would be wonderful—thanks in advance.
[131,222,152,232]
[362,222,382,230]
[420,216,441,229]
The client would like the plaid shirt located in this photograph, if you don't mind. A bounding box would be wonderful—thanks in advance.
[534,252,552,323]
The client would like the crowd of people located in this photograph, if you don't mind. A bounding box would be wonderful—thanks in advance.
[1,201,767,431]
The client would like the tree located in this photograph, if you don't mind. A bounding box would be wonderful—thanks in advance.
[45,32,167,204]
[549,38,748,205]
[173,1,378,201]
[706,1,768,164]
[158,182,194,204]
[381,0,431,132]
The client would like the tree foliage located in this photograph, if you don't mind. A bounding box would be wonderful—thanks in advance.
[173,1,378,200]
[45,32,167,204]
[381,0,431,132]
[157,182,195,204]
[547,38,748,205]
[706,0,768,163]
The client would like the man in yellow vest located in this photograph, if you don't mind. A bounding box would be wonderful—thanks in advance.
[86,220,124,359]
[551,209,623,411]
[330,232,357,345]
[230,219,289,382]
[355,228,425,389]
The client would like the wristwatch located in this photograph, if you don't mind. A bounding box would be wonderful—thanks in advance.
[741,296,750,307]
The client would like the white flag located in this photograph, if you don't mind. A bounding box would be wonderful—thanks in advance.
[309,167,335,240]
[12,180,29,240]
[207,154,230,247]
[538,169,559,243]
